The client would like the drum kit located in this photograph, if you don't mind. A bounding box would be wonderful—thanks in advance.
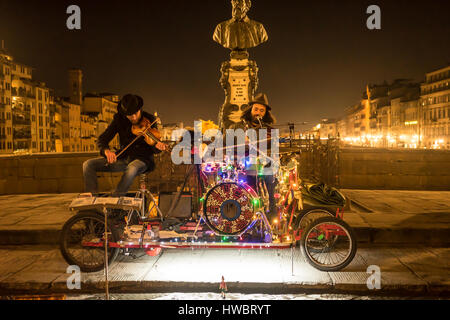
[199,158,259,226]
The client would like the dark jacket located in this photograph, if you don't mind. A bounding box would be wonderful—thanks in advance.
[97,105,161,172]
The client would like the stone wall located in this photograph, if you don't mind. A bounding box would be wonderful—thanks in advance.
[338,148,450,190]
[0,148,449,195]
[0,152,194,195]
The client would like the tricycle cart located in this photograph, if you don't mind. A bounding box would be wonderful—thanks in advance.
[60,155,356,274]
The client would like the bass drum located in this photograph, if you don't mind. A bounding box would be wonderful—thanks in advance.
[203,182,259,235]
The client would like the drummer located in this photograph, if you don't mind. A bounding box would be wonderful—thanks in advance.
[231,93,278,222]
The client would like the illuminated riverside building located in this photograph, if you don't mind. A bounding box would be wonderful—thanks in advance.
[420,65,450,149]
[0,50,119,154]
[0,46,52,154]
[309,65,450,150]
[81,114,97,152]
[82,92,120,151]
[0,47,13,154]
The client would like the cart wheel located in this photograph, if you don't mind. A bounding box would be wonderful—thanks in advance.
[145,248,162,256]
[300,216,357,272]
[60,211,120,273]
[295,208,335,231]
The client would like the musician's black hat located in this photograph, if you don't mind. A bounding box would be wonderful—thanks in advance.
[248,93,271,111]
[118,94,144,116]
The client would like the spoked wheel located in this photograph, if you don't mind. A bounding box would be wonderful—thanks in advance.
[300,216,357,272]
[296,207,335,231]
[60,211,120,273]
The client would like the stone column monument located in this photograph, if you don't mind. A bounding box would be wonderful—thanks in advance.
[213,0,268,129]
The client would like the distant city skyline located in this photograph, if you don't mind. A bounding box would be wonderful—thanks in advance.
[0,0,449,127]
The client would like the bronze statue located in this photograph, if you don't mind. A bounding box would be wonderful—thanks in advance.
[213,0,268,51]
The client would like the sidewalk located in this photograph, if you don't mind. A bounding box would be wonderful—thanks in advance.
[0,190,449,297]
[0,244,448,296]
[341,189,450,244]
[0,190,449,245]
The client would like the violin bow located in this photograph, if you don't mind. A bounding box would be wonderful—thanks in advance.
[115,118,160,159]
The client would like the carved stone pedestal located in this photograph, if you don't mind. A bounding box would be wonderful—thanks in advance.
[218,50,259,129]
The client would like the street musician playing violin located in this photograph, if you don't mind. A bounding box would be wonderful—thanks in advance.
[83,94,167,196]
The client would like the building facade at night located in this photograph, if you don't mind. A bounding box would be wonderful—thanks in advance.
[80,114,97,152]
[82,92,120,151]
[308,65,450,149]
[0,48,52,154]
[0,49,12,154]
[159,122,184,141]
[0,50,121,155]
[3,44,449,154]
[420,65,450,149]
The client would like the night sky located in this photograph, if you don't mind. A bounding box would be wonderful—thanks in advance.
[0,0,449,128]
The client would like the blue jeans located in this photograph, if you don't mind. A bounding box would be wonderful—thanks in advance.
[82,157,148,196]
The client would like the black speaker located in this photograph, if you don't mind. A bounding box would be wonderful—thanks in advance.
[158,192,192,219]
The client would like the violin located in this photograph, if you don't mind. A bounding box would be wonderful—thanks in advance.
[131,116,162,146]
[114,116,169,160]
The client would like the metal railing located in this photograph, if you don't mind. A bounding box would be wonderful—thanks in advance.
[281,138,341,187]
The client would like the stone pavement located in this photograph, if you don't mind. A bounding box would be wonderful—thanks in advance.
[0,244,448,296]
[341,189,450,244]
[0,190,449,245]
[0,189,449,297]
